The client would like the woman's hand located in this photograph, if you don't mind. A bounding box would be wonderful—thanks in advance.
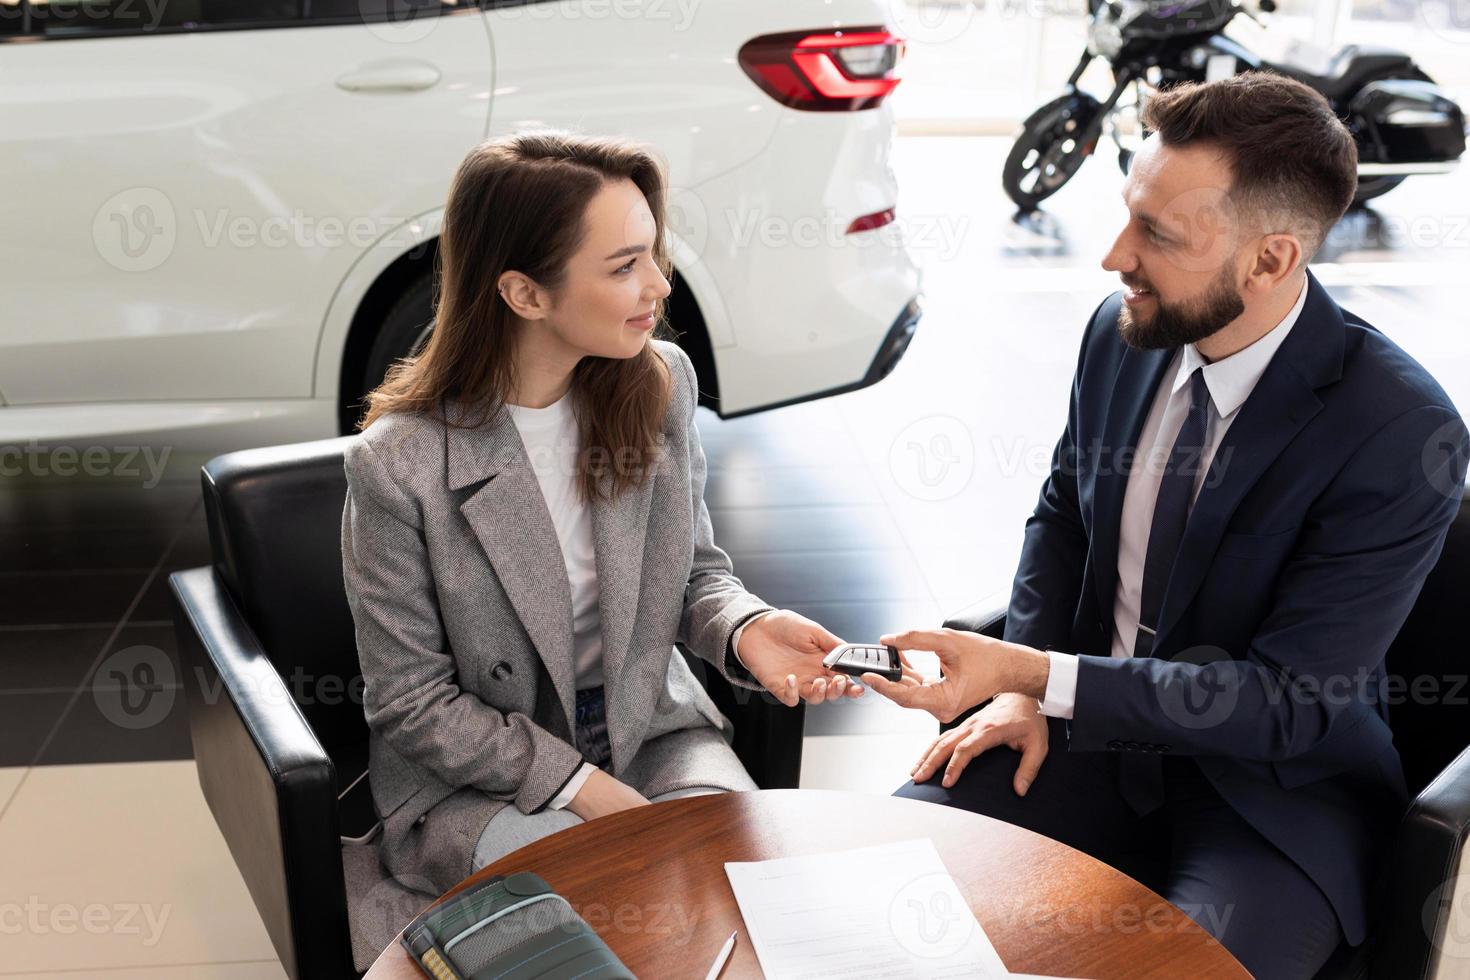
[565,769,652,822]
[910,692,1049,795]
[735,610,866,707]
[859,628,1051,724]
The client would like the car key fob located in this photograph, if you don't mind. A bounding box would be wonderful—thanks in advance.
[821,642,901,683]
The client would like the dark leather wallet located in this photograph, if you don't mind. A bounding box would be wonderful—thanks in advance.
[400,871,633,979]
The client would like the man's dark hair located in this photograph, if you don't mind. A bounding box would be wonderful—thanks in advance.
[1141,72,1357,260]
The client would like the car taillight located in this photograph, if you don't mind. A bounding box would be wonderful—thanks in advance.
[738,28,905,112]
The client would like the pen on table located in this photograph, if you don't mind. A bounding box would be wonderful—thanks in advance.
[703,929,737,980]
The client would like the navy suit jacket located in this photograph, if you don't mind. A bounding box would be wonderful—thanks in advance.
[1006,270,1468,944]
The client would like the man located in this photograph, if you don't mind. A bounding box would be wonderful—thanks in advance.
[862,73,1468,978]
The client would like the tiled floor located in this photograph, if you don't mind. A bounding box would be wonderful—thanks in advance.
[2,136,1467,976]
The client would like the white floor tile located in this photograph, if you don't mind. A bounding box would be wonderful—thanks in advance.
[0,761,278,975]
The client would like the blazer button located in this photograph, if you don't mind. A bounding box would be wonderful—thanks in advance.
[415,814,426,826]
[491,662,513,681]
[1107,739,1122,751]
[1124,741,1140,751]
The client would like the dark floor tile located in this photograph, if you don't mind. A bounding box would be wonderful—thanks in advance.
[132,569,180,623]
[165,521,215,571]
[0,626,115,691]
[0,523,179,573]
[0,482,199,529]
[80,624,182,691]
[0,691,72,767]
[0,570,144,627]
[33,676,192,766]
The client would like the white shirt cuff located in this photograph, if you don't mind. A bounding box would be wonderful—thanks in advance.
[1039,651,1079,720]
[730,611,773,669]
[548,762,598,811]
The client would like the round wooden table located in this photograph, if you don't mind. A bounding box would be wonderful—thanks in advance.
[363,789,1247,979]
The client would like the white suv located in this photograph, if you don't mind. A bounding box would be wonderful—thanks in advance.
[0,0,921,451]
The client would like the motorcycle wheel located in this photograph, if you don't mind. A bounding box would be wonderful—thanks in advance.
[1003,92,1103,211]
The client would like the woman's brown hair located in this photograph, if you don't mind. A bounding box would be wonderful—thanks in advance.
[359,131,674,502]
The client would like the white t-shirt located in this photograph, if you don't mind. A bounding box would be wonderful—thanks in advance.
[506,391,604,691]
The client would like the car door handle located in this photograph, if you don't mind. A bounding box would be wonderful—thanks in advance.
[335,60,442,93]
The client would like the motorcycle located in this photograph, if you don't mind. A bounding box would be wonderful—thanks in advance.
[1003,0,1467,210]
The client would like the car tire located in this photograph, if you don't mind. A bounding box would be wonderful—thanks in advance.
[359,271,436,412]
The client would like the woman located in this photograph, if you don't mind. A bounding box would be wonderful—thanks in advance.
[342,131,861,896]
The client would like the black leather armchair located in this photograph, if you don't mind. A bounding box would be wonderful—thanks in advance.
[168,436,804,980]
[942,490,1470,980]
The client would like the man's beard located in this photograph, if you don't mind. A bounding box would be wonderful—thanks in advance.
[1117,266,1245,351]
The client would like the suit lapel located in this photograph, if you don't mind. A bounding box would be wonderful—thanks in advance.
[444,399,577,731]
[1154,271,1345,650]
[1090,344,1174,625]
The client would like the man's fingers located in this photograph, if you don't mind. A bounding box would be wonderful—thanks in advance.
[860,672,919,707]
[879,629,950,654]
[942,729,999,788]
[912,730,963,781]
[1014,737,1048,797]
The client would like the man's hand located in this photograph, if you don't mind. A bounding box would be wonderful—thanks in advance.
[859,628,1050,723]
[911,693,1049,796]
[736,610,866,707]
[565,769,651,822]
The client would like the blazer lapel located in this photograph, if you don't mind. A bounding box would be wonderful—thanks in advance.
[1090,344,1174,626]
[444,399,577,731]
[1154,272,1345,648]
[591,452,661,770]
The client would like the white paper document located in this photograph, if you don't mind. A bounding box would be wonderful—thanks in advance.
[724,838,1009,979]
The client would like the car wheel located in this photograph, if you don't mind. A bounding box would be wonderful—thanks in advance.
[359,271,436,412]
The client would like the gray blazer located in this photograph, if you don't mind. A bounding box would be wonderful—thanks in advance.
[341,341,773,896]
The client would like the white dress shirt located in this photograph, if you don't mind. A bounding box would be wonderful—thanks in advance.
[507,393,607,810]
[515,394,769,810]
[1040,278,1309,719]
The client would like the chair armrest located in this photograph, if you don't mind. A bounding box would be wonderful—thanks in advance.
[679,647,805,789]
[1373,744,1470,980]
[942,590,1010,639]
[169,567,355,980]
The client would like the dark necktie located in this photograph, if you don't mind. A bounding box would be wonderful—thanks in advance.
[1120,367,1212,815]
